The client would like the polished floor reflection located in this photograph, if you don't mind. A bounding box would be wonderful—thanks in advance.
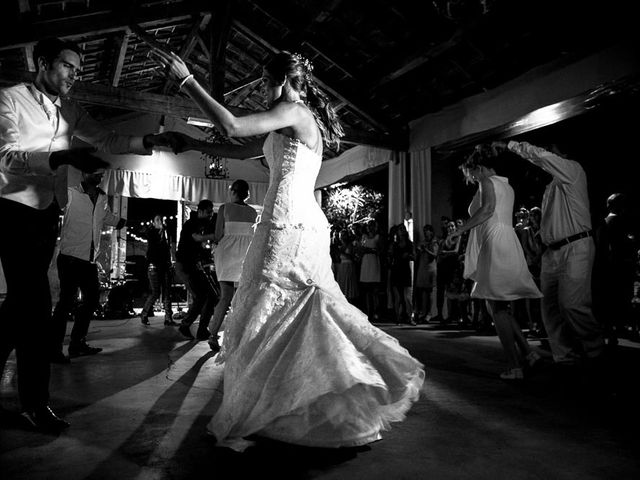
[1,315,639,479]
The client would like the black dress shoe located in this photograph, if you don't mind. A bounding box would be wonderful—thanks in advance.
[50,351,71,364]
[21,406,70,432]
[68,342,103,358]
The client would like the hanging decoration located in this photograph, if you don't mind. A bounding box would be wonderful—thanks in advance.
[202,126,230,179]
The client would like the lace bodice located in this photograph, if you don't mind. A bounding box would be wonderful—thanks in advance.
[260,132,327,228]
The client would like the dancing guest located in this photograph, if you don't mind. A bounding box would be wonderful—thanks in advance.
[0,37,182,432]
[50,167,124,363]
[153,49,424,451]
[140,214,176,326]
[174,200,218,341]
[492,140,605,365]
[451,145,542,380]
[207,180,257,352]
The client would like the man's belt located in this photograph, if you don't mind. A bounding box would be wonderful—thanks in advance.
[547,230,593,250]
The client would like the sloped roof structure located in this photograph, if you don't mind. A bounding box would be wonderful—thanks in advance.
[0,0,635,161]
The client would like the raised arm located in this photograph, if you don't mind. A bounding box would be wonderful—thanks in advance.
[184,137,266,160]
[152,50,306,138]
[493,140,581,184]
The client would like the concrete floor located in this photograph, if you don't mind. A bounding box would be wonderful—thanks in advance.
[1,314,639,480]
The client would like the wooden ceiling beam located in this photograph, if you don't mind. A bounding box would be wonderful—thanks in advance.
[0,2,207,51]
[374,31,463,88]
[0,69,244,118]
[162,13,211,94]
[0,69,404,150]
[22,45,36,72]
[209,1,233,101]
[110,30,130,88]
[231,20,399,135]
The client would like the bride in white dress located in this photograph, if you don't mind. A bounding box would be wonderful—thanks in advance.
[153,49,425,451]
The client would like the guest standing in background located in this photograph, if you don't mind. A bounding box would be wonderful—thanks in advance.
[140,214,176,327]
[359,220,382,322]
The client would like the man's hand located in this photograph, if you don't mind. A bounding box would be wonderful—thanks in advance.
[49,149,109,173]
[144,132,194,154]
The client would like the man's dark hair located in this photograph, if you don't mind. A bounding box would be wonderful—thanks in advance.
[33,37,81,68]
[607,193,625,214]
[230,179,250,201]
[197,199,213,212]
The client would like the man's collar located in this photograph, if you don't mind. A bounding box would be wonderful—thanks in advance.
[80,181,105,196]
[27,82,62,109]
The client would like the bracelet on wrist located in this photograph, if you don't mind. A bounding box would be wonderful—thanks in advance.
[179,74,194,90]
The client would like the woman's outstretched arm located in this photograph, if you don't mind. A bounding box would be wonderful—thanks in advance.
[152,50,306,138]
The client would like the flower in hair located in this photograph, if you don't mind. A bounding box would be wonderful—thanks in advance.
[292,52,314,74]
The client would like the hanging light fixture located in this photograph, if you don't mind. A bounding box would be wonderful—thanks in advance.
[202,126,230,179]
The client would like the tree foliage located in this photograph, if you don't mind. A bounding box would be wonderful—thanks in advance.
[322,184,384,230]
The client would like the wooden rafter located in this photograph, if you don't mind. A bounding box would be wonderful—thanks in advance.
[231,20,398,136]
[209,1,233,101]
[162,13,211,94]
[110,30,130,87]
[22,45,36,72]
[0,2,204,51]
[0,68,404,150]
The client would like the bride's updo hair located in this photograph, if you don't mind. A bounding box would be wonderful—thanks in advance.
[265,51,344,148]
[460,143,500,184]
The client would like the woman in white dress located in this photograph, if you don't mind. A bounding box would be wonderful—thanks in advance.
[450,145,542,380]
[153,50,424,451]
[208,179,257,352]
[359,220,382,321]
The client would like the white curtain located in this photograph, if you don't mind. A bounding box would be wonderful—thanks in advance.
[388,152,407,228]
[410,148,431,243]
[103,169,268,207]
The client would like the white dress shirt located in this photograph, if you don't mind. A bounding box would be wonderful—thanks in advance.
[58,184,122,262]
[0,82,150,210]
[507,141,592,245]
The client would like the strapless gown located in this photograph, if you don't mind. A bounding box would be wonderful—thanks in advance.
[208,131,425,451]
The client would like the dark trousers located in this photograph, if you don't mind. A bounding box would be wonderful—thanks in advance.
[51,254,99,351]
[0,198,58,410]
[141,265,173,316]
[175,262,216,333]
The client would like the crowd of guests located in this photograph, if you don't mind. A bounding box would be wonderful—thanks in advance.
[329,146,640,380]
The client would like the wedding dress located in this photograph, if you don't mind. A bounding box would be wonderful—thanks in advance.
[208,131,425,451]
